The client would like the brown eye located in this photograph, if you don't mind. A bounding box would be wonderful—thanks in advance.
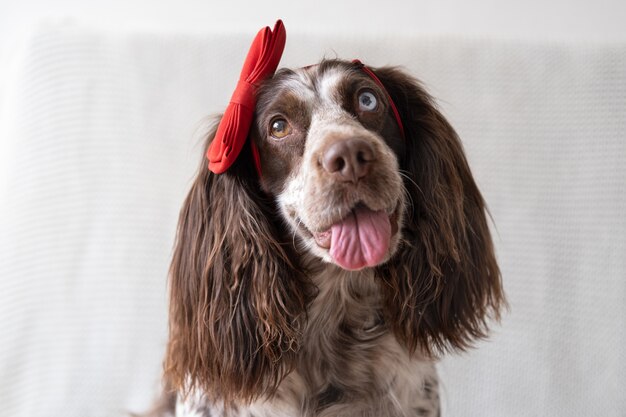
[270,118,292,139]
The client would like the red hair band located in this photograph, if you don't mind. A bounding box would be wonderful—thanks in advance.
[352,59,405,140]
[206,20,405,177]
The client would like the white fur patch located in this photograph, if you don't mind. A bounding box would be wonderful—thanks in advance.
[317,68,345,105]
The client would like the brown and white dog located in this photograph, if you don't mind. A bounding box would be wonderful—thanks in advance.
[159,59,504,417]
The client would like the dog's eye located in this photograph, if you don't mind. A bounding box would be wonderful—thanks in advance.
[358,91,378,112]
[269,118,292,139]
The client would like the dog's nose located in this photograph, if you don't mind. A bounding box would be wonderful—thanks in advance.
[322,138,374,183]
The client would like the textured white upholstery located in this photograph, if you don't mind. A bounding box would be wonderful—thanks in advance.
[1,24,624,416]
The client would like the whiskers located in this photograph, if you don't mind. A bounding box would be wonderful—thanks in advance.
[293,217,304,250]
[399,170,423,221]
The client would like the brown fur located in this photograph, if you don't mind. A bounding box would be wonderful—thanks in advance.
[371,66,504,355]
[164,122,313,403]
[162,60,505,413]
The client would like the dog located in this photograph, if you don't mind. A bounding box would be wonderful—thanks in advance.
[156,23,504,417]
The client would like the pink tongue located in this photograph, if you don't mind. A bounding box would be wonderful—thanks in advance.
[329,206,391,270]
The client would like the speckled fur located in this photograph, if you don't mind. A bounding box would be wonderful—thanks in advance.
[177,267,440,417]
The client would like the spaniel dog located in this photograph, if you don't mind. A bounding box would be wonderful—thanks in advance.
[156,57,505,417]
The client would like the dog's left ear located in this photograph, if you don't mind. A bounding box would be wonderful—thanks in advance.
[371,66,506,356]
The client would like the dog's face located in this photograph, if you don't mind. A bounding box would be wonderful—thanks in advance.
[254,61,406,270]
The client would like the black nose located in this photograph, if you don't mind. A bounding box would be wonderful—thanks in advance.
[321,138,375,183]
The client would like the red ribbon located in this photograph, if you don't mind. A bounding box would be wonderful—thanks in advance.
[207,20,286,175]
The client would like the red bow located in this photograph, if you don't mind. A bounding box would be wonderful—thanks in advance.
[206,20,286,175]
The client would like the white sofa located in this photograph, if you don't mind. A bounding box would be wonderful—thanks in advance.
[1,24,624,417]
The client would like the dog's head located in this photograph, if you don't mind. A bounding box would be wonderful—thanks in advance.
[255,61,405,271]
[165,59,504,402]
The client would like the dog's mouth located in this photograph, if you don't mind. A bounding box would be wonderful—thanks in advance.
[299,203,400,271]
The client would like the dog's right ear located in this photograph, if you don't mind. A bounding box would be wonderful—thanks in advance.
[164,118,310,404]
[371,67,505,357]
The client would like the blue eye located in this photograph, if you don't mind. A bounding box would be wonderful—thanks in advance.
[358,91,378,112]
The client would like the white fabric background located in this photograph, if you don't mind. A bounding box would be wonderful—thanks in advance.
[0,24,625,416]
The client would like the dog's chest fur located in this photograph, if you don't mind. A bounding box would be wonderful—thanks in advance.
[177,267,440,417]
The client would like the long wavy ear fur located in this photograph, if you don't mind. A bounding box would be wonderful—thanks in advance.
[164,119,310,404]
[373,67,506,356]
